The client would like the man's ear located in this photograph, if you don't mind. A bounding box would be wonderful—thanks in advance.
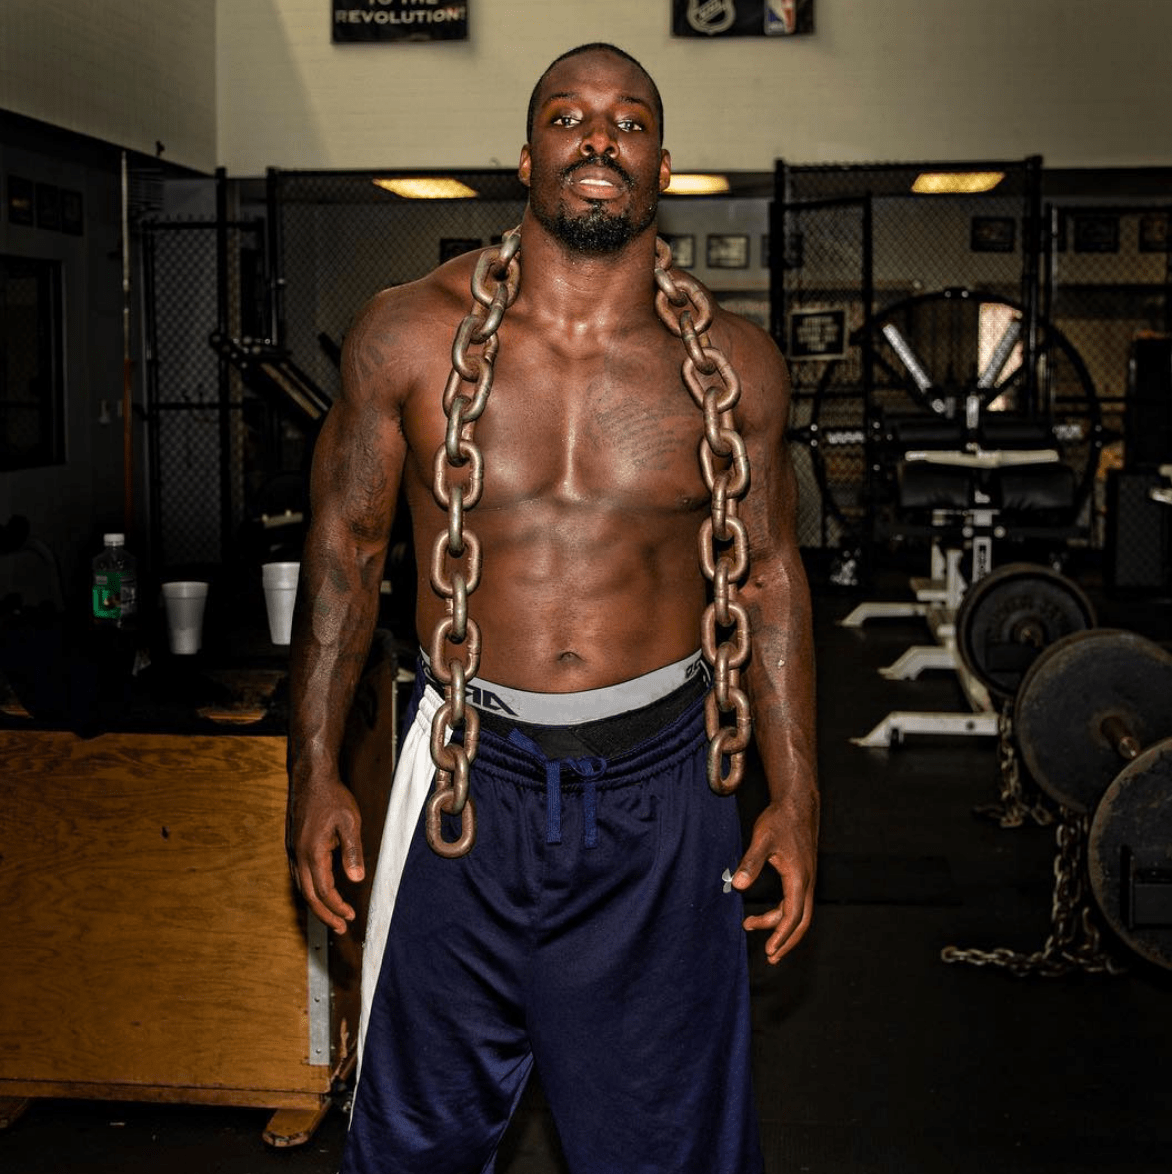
[658,149,672,193]
[518,145,532,188]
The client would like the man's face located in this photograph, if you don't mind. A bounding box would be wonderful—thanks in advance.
[519,51,671,255]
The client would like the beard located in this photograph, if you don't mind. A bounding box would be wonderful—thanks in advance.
[529,157,658,255]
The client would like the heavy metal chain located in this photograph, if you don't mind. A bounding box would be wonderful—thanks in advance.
[426,228,521,857]
[972,702,1056,829]
[426,231,752,857]
[652,237,753,795]
[941,808,1126,978]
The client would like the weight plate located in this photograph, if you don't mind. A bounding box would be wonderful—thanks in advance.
[1089,738,1172,970]
[955,562,1096,703]
[1014,629,1172,813]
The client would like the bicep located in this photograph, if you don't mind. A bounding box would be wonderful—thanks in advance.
[734,326,799,560]
[308,301,408,554]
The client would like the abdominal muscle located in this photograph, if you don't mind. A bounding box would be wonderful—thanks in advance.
[413,500,708,693]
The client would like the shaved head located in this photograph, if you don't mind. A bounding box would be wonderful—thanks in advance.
[526,42,664,145]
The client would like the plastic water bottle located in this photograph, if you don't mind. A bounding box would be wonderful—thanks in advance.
[92,533,138,629]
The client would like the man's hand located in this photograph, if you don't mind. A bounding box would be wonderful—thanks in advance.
[286,779,366,934]
[731,799,817,965]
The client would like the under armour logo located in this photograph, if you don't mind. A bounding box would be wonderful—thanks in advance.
[721,868,734,894]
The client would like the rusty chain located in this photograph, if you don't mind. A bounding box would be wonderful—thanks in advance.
[941,808,1126,978]
[426,228,521,856]
[972,701,1056,829]
[425,231,753,856]
[651,237,753,794]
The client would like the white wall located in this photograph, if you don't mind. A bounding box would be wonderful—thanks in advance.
[216,0,1172,176]
[0,1,217,174]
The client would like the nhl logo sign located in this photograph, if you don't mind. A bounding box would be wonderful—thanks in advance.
[686,0,736,35]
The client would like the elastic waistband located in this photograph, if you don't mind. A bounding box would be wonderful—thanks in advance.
[467,682,707,790]
[421,649,706,725]
[407,656,710,777]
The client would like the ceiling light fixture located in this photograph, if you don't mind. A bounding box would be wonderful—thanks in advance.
[911,171,1005,195]
[373,177,479,199]
[663,173,731,196]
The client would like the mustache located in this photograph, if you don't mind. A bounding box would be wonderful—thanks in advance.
[561,155,634,189]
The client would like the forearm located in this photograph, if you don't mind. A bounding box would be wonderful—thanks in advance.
[287,523,386,790]
[742,546,818,812]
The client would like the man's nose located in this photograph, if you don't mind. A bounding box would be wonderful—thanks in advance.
[579,118,617,157]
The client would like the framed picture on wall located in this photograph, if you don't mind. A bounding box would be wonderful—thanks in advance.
[60,189,84,236]
[672,0,814,37]
[333,0,468,42]
[788,307,847,360]
[706,233,750,269]
[1138,212,1170,253]
[1073,214,1119,254]
[661,233,695,268]
[970,216,1016,253]
[35,184,60,231]
[7,175,34,226]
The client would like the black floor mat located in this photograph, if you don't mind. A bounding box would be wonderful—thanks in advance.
[745,851,961,907]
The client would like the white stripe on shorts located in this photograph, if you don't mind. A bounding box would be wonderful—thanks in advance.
[355,685,446,1093]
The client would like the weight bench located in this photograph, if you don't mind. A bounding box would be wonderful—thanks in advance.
[844,415,1079,747]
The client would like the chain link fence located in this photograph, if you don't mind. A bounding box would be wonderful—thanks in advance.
[138,163,1169,594]
[776,161,1039,560]
[1045,203,1172,557]
[142,215,262,572]
[772,161,1171,588]
[270,170,528,401]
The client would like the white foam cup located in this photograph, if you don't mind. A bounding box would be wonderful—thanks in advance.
[161,581,209,655]
[262,561,300,644]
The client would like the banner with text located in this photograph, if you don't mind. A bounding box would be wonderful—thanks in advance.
[333,0,468,43]
[672,0,812,37]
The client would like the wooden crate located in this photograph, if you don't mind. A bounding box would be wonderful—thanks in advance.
[0,726,366,1145]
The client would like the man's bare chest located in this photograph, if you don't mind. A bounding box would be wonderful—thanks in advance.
[404,336,710,511]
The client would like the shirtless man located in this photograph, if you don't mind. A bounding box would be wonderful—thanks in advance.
[286,42,817,1173]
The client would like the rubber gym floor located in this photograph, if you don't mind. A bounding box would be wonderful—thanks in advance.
[4,556,1171,1174]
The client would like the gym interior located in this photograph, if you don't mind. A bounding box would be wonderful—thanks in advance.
[2,4,1171,1172]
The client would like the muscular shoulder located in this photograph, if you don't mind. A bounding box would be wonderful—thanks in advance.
[339,251,483,411]
[704,294,790,439]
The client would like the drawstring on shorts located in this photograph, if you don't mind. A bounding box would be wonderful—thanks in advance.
[507,729,607,849]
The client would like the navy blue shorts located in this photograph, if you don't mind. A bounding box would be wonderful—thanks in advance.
[343,667,763,1174]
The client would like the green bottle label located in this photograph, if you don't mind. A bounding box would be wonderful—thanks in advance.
[93,571,127,620]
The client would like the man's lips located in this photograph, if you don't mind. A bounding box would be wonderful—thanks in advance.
[562,159,632,197]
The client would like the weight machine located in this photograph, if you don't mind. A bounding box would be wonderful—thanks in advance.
[790,288,1103,747]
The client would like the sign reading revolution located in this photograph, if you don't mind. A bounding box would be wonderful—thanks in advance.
[333,0,468,43]
[672,0,813,37]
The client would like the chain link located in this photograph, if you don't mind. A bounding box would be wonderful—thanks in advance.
[971,702,1057,829]
[653,237,753,795]
[941,808,1127,978]
[425,231,753,856]
[425,228,521,857]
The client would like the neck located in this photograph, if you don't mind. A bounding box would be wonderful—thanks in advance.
[513,207,660,328]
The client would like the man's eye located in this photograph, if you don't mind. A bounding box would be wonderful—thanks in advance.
[552,115,580,127]
[617,119,643,132]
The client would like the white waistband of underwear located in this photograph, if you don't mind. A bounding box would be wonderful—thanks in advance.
[421,649,706,726]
